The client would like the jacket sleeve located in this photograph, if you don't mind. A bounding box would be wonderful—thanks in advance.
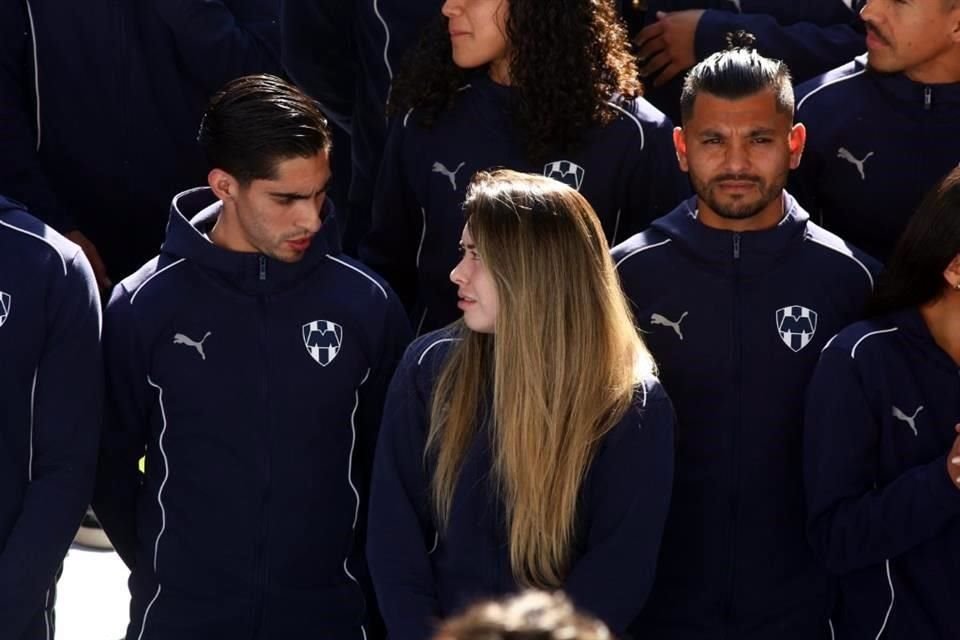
[0,250,102,636]
[92,285,153,569]
[563,383,675,634]
[359,118,422,315]
[804,345,960,575]
[281,0,356,132]
[367,348,440,640]
[0,1,74,232]
[150,0,283,93]
[695,7,865,83]
[620,113,690,241]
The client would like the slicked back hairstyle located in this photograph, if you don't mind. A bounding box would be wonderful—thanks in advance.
[679,31,794,125]
[868,166,960,316]
[197,74,331,184]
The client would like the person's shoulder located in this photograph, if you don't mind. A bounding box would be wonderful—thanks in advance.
[801,217,880,289]
[611,208,684,270]
[402,325,462,370]
[820,315,900,363]
[107,254,183,314]
[0,201,86,278]
[796,56,869,114]
[321,252,396,303]
[604,94,674,147]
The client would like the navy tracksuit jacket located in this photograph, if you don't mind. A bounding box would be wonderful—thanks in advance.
[0,0,282,281]
[792,55,960,263]
[361,72,688,334]
[93,188,411,639]
[805,309,960,639]
[367,327,676,640]
[612,194,878,639]
[640,0,866,124]
[0,196,102,640]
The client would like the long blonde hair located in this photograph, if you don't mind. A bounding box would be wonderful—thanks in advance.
[427,170,655,588]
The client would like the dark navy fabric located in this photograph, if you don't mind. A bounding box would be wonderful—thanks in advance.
[612,194,878,639]
[0,0,282,281]
[805,309,960,639]
[93,188,410,640]
[792,56,960,263]
[283,0,441,255]
[641,0,866,124]
[0,196,102,640]
[361,73,689,334]
[367,327,676,640]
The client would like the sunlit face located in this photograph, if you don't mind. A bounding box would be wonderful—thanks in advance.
[212,152,331,262]
[861,0,960,83]
[450,225,499,333]
[442,0,511,84]
[674,90,805,230]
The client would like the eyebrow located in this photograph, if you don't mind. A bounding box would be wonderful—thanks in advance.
[267,178,332,200]
[697,127,778,138]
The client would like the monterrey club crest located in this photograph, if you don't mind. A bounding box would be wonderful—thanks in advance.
[776,306,818,352]
[0,291,10,328]
[543,160,585,191]
[302,320,343,366]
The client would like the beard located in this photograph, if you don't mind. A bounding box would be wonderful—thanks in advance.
[691,170,788,220]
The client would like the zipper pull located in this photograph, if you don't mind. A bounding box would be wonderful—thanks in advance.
[259,256,267,281]
[924,86,932,111]
[733,233,741,259]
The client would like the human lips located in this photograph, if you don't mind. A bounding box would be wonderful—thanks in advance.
[865,26,890,50]
[286,235,313,252]
[457,291,477,309]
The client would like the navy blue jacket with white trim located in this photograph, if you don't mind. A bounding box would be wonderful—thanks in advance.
[611,194,879,639]
[641,0,866,124]
[360,73,689,334]
[93,188,411,639]
[367,327,676,640]
[804,309,960,639]
[792,55,960,263]
[0,196,102,640]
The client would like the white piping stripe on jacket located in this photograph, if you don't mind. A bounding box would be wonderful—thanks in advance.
[851,328,899,359]
[614,238,672,269]
[606,101,645,150]
[0,219,67,275]
[415,207,427,268]
[805,235,875,289]
[130,258,187,305]
[611,208,622,246]
[372,1,393,83]
[25,1,41,150]
[137,376,172,640]
[28,367,38,481]
[418,338,459,365]
[43,586,52,640]
[875,560,895,639]
[343,368,371,640]
[796,68,867,112]
[326,255,388,300]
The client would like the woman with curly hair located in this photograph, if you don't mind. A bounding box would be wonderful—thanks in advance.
[367,170,675,640]
[360,0,688,334]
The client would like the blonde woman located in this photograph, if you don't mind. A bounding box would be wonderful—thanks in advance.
[367,170,675,640]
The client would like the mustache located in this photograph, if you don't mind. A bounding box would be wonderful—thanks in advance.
[865,24,890,46]
[711,174,762,183]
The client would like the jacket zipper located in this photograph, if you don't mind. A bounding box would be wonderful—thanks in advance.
[724,232,743,624]
[251,260,272,638]
[924,86,932,111]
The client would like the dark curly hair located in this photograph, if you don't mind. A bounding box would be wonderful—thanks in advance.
[388,0,641,163]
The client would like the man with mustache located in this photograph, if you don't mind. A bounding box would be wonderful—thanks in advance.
[792,0,960,263]
[613,37,879,639]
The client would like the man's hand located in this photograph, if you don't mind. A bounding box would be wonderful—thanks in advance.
[634,10,705,87]
[948,424,960,490]
[66,230,113,293]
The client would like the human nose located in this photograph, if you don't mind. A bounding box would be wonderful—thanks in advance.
[295,198,324,234]
[723,140,751,173]
[441,0,462,18]
[450,255,470,286]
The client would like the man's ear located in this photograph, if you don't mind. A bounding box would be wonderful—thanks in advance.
[788,122,807,170]
[208,168,238,202]
[944,253,960,291]
[673,126,690,173]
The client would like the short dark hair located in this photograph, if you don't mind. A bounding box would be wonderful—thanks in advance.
[868,166,960,316]
[197,74,331,184]
[679,31,794,124]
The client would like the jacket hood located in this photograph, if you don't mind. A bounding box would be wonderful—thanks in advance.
[650,192,810,276]
[160,187,339,295]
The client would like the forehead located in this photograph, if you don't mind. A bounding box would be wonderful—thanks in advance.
[686,90,790,132]
[257,151,331,187]
[460,224,475,244]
